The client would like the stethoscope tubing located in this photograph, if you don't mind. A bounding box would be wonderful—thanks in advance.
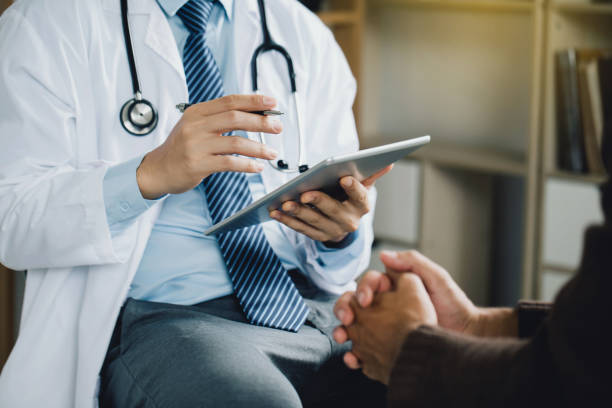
[120,0,309,171]
[252,0,308,173]
[120,0,158,136]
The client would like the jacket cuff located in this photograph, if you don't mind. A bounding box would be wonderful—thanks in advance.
[388,326,531,408]
[516,301,552,338]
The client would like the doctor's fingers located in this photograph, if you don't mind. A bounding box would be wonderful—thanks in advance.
[339,177,371,215]
[361,165,394,188]
[300,191,360,233]
[186,94,277,117]
[269,210,331,242]
[210,136,279,160]
[188,110,282,135]
[208,155,266,174]
[280,201,346,238]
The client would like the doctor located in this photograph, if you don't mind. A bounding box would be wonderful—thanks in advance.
[0,0,386,407]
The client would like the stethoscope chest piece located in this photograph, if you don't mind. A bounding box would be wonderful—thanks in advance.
[120,94,158,136]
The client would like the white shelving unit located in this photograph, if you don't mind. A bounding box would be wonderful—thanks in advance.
[362,0,542,305]
[362,0,609,304]
[536,0,611,299]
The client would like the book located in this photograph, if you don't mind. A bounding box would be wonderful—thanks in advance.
[555,50,587,173]
[577,54,607,175]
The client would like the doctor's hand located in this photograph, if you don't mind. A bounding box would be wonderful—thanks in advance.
[137,94,282,199]
[269,165,393,243]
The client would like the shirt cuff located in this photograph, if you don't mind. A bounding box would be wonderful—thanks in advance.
[103,155,158,234]
[312,225,364,268]
[321,230,358,250]
[316,226,360,253]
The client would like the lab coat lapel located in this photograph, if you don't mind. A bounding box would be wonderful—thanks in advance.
[144,8,186,82]
[234,1,260,94]
[102,0,185,83]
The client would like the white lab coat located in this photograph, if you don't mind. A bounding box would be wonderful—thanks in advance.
[0,0,374,406]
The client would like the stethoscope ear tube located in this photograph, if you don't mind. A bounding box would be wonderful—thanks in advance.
[252,0,308,174]
[120,0,158,136]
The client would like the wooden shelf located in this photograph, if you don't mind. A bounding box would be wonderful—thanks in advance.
[405,140,528,176]
[374,0,534,13]
[542,263,576,274]
[317,11,359,26]
[552,1,612,15]
[0,264,15,371]
[546,170,608,184]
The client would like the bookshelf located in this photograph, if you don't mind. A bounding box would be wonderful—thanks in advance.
[537,0,611,299]
[364,137,528,175]
[378,0,535,12]
[362,0,609,304]
[546,169,608,183]
[318,10,361,25]
[553,1,612,14]
[362,0,543,305]
[318,0,366,130]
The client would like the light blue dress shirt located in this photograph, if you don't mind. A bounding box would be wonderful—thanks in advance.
[102,0,362,305]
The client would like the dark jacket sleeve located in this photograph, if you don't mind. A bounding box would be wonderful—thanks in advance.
[516,301,551,338]
[388,180,612,408]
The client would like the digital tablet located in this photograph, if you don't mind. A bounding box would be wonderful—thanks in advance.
[205,135,431,235]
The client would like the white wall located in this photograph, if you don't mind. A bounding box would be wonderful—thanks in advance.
[361,6,533,154]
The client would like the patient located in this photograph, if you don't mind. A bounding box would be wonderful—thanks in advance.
[333,178,611,406]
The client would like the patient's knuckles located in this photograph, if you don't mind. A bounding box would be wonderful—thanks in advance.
[398,273,422,291]
[406,249,427,266]
[361,270,381,283]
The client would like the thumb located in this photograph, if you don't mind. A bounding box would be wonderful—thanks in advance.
[362,164,393,188]
[355,271,392,307]
[380,250,412,271]
[384,269,405,289]
[380,250,448,293]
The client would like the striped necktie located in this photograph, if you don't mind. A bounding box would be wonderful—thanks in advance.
[177,0,309,332]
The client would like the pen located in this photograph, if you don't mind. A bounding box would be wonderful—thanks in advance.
[176,103,283,116]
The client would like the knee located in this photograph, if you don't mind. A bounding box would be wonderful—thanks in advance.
[154,336,302,407]
[189,349,303,408]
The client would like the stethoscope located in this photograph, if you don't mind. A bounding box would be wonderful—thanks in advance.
[119,0,158,136]
[119,0,309,173]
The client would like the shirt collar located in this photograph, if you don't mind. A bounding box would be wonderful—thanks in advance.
[156,0,233,20]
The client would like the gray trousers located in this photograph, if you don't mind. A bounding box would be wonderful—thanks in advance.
[99,272,386,407]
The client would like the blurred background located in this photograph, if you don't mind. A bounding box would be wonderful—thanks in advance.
[1,0,610,369]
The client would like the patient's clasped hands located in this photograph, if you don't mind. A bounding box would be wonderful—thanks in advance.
[333,250,518,385]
